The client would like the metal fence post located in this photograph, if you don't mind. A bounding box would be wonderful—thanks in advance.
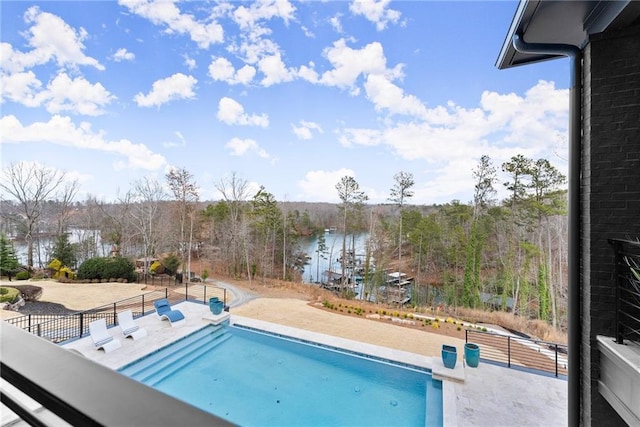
[555,343,559,377]
[204,286,207,305]
[79,312,84,338]
[185,282,188,301]
[612,240,623,344]
[507,336,511,368]
[141,294,145,316]
[113,303,117,326]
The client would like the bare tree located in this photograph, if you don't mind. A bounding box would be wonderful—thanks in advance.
[215,172,251,282]
[0,163,68,267]
[166,167,199,279]
[54,180,80,236]
[336,176,368,288]
[129,177,166,274]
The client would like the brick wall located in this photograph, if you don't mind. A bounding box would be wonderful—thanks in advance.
[582,24,640,427]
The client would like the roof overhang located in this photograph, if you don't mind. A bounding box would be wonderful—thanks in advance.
[496,0,640,69]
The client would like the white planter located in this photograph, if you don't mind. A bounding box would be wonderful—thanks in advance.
[597,335,640,426]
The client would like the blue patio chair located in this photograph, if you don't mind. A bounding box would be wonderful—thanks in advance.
[154,299,185,327]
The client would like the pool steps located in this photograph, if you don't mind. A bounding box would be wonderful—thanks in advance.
[119,325,230,386]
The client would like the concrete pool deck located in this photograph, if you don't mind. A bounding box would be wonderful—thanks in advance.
[55,299,567,427]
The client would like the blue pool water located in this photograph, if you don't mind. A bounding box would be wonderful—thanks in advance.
[119,324,443,426]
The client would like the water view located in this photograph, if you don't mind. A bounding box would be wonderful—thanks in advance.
[299,231,370,283]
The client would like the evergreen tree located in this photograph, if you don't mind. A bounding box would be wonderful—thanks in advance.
[315,232,328,283]
[50,233,77,269]
[0,234,20,277]
[389,171,415,265]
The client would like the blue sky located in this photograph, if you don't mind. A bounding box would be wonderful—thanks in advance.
[1,0,570,205]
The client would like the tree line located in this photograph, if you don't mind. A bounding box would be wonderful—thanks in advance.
[0,155,567,327]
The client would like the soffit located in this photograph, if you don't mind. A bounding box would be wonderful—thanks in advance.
[496,0,640,69]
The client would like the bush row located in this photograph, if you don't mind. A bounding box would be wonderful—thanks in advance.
[77,257,137,283]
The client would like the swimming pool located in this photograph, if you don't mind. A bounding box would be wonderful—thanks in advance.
[119,324,443,426]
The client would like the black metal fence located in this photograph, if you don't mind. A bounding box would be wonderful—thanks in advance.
[4,284,227,343]
[465,329,568,377]
[609,238,640,345]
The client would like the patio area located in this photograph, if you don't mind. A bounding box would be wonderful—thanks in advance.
[2,299,567,426]
[56,300,567,427]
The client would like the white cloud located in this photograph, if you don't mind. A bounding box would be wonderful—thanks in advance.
[350,0,401,31]
[0,7,104,73]
[112,48,135,62]
[0,115,167,171]
[183,55,196,70]
[319,39,390,90]
[134,73,197,107]
[336,80,569,203]
[292,121,323,140]
[1,71,43,107]
[42,73,115,116]
[0,160,93,191]
[1,72,115,116]
[234,35,280,65]
[208,57,256,85]
[225,137,270,159]
[297,168,355,203]
[339,80,568,163]
[364,73,427,117]
[162,131,186,148]
[258,52,294,86]
[232,0,296,30]
[118,0,224,49]
[338,128,383,148]
[217,97,269,127]
[329,14,343,33]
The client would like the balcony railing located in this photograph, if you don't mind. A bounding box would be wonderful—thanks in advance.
[5,283,227,343]
[466,329,568,377]
[609,238,640,345]
[1,323,232,426]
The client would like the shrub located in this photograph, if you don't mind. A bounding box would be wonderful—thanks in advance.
[0,287,20,303]
[15,271,30,280]
[31,270,49,280]
[77,257,136,282]
[58,266,75,281]
[161,254,180,276]
[12,285,42,301]
[150,260,164,274]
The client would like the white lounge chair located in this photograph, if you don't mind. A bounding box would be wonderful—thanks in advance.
[89,318,122,353]
[117,310,148,340]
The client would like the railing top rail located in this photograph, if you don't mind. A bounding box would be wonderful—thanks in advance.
[608,238,640,248]
[4,289,165,325]
[466,329,567,348]
[5,283,226,330]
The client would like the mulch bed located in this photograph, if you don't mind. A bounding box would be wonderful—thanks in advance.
[17,301,78,315]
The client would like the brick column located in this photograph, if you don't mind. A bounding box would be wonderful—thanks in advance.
[582,24,640,426]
